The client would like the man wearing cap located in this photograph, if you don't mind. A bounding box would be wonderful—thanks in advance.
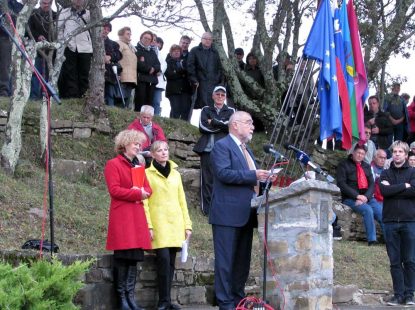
[234,48,245,70]
[336,144,384,246]
[193,86,235,215]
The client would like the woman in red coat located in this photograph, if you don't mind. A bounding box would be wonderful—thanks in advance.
[104,129,152,310]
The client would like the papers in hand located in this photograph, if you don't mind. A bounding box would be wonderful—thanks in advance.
[268,168,283,176]
[131,165,145,188]
[181,239,189,263]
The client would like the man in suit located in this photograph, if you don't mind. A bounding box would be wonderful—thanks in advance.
[209,111,273,310]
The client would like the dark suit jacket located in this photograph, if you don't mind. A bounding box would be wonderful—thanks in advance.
[209,135,258,227]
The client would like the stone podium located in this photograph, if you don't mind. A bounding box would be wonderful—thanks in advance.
[254,180,340,310]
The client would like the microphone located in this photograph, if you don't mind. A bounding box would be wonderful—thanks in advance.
[283,143,335,183]
[263,144,287,161]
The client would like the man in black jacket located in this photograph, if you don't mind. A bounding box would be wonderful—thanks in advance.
[187,32,224,109]
[365,95,393,152]
[27,0,56,99]
[102,22,122,107]
[336,144,383,245]
[0,0,23,97]
[193,86,235,215]
[380,140,415,306]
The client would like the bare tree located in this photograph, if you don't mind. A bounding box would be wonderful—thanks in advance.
[355,0,415,99]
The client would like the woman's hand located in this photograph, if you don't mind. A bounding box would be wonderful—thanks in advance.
[149,229,154,240]
[141,188,150,199]
[185,229,192,240]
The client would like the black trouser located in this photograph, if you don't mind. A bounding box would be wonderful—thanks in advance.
[168,93,192,120]
[200,152,213,216]
[134,81,155,112]
[58,48,92,98]
[0,36,12,97]
[155,247,177,307]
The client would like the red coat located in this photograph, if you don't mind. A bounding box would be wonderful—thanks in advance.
[104,155,152,251]
[408,100,415,133]
[127,119,167,151]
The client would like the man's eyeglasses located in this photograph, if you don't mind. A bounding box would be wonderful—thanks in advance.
[365,131,371,135]
[235,120,254,126]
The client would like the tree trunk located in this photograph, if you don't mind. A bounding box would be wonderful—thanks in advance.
[1,1,36,174]
[83,1,106,119]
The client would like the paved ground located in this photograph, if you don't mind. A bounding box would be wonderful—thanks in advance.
[181,305,412,309]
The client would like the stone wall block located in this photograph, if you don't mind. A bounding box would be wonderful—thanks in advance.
[51,119,73,128]
[295,232,312,252]
[85,268,103,283]
[185,273,195,285]
[194,257,214,272]
[139,270,157,281]
[97,254,112,268]
[332,285,359,304]
[73,127,92,139]
[175,270,185,283]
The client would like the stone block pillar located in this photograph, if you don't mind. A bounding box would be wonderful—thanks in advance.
[255,180,340,310]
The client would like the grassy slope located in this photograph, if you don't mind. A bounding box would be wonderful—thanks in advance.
[0,98,391,290]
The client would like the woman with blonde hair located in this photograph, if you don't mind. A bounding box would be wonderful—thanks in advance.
[104,129,151,310]
[144,140,192,310]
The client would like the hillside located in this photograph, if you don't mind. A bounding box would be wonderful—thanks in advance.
[0,98,391,291]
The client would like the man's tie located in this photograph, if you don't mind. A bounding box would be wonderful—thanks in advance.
[241,143,259,194]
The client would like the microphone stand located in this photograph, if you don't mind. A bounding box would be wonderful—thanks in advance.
[1,13,60,257]
[257,154,280,304]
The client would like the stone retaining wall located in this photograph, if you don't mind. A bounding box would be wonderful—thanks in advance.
[0,250,249,309]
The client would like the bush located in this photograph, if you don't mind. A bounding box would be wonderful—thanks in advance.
[0,259,93,309]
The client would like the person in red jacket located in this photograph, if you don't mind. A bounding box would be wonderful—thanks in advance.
[127,105,167,166]
[104,129,152,310]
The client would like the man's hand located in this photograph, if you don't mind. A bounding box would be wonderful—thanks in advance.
[38,35,46,41]
[104,55,111,64]
[367,118,375,126]
[185,229,192,240]
[356,194,368,205]
[406,183,411,188]
[256,170,271,182]
[371,127,379,134]
[149,67,155,75]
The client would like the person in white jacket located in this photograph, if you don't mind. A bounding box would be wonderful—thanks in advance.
[57,0,93,98]
[151,36,167,116]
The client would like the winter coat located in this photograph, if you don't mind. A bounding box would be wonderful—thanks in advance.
[408,100,415,133]
[165,56,192,97]
[155,49,167,90]
[380,161,415,223]
[127,119,167,151]
[135,43,160,84]
[0,0,23,38]
[364,108,394,150]
[143,160,192,249]
[104,155,153,251]
[104,37,122,84]
[193,104,235,154]
[336,155,375,202]
[187,43,224,108]
[117,40,137,84]
[58,7,92,53]
[28,8,57,42]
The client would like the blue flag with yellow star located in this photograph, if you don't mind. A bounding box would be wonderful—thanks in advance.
[303,0,342,142]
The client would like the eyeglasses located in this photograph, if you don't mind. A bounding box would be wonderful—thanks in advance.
[235,120,254,126]
[365,132,371,135]
[202,37,212,41]
[214,93,226,97]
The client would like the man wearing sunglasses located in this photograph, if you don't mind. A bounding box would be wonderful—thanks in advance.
[193,85,235,216]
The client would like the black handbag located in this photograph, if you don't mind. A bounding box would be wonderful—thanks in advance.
[22,239,59,253]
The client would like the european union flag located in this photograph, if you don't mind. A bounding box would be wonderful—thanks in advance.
[303,0,342,142]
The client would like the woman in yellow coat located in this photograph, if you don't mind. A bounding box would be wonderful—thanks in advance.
[144,140,192,310]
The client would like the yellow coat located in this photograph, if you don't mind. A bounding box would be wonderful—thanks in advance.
[143,160,192,249]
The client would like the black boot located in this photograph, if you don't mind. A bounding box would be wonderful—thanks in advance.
[126,265,144,310]
[114,264,131,310]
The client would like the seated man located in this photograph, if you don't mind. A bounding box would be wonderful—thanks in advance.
[127,105,167,166]
[336,144,384,245]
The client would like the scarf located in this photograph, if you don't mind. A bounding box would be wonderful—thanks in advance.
[122,154,140,167]
[153,160,170,178]
[356,162,368,190]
